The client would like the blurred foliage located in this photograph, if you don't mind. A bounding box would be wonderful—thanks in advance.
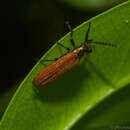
[58,0,127,11]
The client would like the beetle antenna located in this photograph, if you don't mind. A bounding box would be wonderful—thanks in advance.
[90,41,117,47]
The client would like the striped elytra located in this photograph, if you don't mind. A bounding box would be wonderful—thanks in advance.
[33,49,80,87]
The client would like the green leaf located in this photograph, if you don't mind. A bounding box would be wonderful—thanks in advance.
[0,1,130,130]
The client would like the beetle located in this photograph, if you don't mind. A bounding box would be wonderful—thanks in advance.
[33,22,116,87]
